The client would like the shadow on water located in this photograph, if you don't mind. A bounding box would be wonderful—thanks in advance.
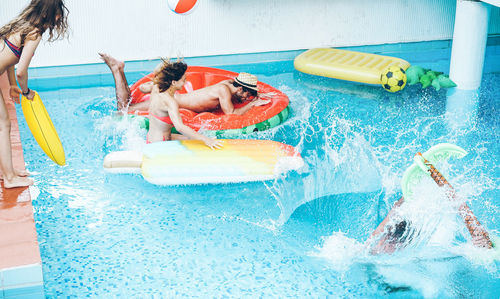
[285,191,385,244]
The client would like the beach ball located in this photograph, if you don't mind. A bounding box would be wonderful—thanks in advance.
[167,0,199,15]
[380,66,407,93]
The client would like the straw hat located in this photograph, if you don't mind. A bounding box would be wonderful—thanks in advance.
[234,72,259,92]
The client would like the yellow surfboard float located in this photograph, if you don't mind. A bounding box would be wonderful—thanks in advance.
[294,48,410,85]
[21,92,65,166]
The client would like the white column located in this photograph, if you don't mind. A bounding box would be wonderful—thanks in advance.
[449,0,490,90]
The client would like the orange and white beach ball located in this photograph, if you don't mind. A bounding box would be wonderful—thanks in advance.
[167,0,199,15]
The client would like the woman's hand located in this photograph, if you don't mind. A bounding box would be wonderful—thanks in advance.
[25,89,36,100]
[203,137,223,149]
[9,85,22,104]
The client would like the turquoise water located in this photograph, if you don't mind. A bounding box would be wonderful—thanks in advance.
[18,44,499,297]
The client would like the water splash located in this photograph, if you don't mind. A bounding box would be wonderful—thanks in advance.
[260,88,383,228]
[94,112,147,152]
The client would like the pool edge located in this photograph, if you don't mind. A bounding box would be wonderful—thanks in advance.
[0,76,44,299]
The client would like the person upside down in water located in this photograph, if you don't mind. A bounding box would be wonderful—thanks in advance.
[99,53,271,115]
[367,177,494,255]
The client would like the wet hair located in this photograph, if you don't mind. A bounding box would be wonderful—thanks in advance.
[232,81,258,97]
[386,220,408,244]
[153,58,188,93]
[0,0,69,45]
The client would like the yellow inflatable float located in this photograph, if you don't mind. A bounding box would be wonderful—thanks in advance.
[294,48,411,92]
[21,92,65,166]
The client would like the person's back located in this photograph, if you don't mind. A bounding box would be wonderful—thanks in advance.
[148,87,175,142]
[176,73,270,115]
[175,79,233,112]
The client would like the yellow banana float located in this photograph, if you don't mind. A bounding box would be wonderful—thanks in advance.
[21,92,65,166]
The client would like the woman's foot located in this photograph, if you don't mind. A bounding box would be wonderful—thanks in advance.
[99,53,125,73]
[3,176,33,188]
[0,169,30,180]
[16,169,29,177]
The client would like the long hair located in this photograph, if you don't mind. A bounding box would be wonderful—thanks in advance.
[0,0,69,45]
[153,58,188,93]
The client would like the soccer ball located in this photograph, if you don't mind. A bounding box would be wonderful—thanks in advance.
[380,66,407,93]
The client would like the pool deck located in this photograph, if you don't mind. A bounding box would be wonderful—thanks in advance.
[0,76,43,298]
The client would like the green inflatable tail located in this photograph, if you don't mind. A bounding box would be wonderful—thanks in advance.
[405,65,456,90]
[401,143,467,202]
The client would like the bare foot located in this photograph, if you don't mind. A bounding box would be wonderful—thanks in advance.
[0,169,30,180]
[99,53,125,72]
[3,176,33,188]
[16,169,29,177]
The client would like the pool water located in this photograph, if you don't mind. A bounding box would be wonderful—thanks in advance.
[18,45,499,297]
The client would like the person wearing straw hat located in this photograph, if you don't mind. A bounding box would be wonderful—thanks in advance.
[99,53,271,115]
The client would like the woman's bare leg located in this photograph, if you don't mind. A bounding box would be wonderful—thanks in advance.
[0,93,33,188]
[99,53,131,111]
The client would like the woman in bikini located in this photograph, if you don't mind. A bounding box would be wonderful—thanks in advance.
[147,58,222,149]
[0,0,69,188]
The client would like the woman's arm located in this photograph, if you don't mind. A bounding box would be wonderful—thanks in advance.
[7,65,16,85]
[139,81,153,94]
[16,33,42,99]
[7,66,22,103]
[166,98,222,149]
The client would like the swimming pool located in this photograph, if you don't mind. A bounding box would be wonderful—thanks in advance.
[18,41,499,297]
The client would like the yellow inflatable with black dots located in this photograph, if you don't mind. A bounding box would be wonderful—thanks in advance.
[21,92,65,166]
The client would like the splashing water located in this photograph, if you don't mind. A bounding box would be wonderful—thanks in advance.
[19,61,498,298]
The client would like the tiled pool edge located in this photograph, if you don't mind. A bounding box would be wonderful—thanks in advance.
[0,77,44,299]
[1,264,44,299]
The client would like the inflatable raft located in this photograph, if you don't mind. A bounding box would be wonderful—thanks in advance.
[21,92,65,166]
[103,139,304,185]
[128,66,289,137]
[294,48,410,85]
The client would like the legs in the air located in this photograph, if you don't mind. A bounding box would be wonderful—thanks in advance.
[99,53,131,111]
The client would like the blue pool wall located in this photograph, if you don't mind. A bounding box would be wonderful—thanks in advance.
[0,0,499,67]
[26,37,500,92]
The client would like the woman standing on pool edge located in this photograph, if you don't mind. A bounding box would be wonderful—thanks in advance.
[148,58,222,149]
[0,0,69,188]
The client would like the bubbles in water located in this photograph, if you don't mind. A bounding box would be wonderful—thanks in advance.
[310,231,364,272]
[94,114,147,152]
